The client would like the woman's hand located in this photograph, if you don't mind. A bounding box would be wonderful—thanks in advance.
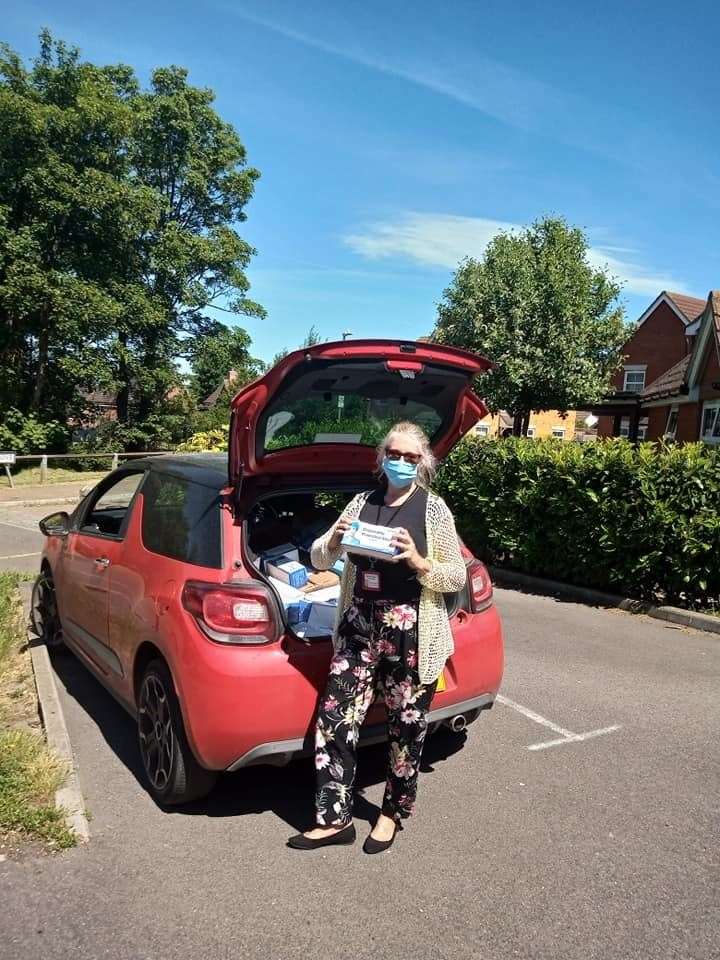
[328,514,352,550]
[390,527,432,575]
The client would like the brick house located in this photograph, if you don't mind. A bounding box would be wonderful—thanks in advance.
[473,408,576,440]
[595,290,720,443]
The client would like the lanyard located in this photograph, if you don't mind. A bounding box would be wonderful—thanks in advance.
[375,485,418,527]
[366,486,419,568]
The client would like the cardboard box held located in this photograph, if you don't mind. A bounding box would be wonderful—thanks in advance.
[341,519,399,560]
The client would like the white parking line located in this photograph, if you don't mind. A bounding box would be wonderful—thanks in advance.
[527,725,622,751]
[496,694,621,751]
[0,517,39,532]
[0,552,41,560]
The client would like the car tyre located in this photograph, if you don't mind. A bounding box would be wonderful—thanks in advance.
[137,659,217,806]
[31,571,65,650]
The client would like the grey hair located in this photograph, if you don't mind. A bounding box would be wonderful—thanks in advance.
[376,421,437,487]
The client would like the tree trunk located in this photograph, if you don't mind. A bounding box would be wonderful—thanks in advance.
[511,411,531,436]
[31,324,49,412]
[116,333,129,423]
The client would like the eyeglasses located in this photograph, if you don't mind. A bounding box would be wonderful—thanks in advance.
[385,447,422,465]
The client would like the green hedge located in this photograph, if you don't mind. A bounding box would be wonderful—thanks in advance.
[435,438,720,609]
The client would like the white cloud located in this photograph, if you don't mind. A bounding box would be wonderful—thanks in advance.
[584,247,683,297]
[343,212,688,297]
[344,213,515,270]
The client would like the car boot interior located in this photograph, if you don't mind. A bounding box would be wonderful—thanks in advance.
[244,488,358,640]
[244,486,464,636]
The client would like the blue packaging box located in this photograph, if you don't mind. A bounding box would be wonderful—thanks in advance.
[266,556,309,589]
[341,520,399,560]
[287,600,312,624]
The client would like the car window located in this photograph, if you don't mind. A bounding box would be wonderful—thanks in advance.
[80,473,144,538]
[263,395,441,451]
[256,358,460,454]
[141,473,221,568]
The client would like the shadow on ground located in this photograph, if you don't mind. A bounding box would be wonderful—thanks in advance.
[51,649,471,833]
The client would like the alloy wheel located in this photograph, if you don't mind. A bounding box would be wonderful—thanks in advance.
[138,674,176,793]
[31,574,64,648]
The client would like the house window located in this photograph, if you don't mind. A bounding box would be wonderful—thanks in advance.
[475,423,490,437]
[637,417,649,440]
[551,427,565,439]
[664,406,679,440]
[527,426,536,438]
[623,367,646,392]
[619,416,630,438]
[701,401,720,445]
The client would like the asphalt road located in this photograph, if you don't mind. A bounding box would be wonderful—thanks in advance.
[1,585,718,960]
[0,503,54,574]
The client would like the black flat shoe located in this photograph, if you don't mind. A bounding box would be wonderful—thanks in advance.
[363,820,403,855]
[287,824,356,850]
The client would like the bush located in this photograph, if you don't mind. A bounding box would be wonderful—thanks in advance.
[0,408,68,454]
[176,429,228,452]
[435,437,720,609]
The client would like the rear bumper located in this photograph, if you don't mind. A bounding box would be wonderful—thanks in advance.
[226,692,495,771]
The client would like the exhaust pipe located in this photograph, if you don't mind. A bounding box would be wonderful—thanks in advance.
[448,714,467,733]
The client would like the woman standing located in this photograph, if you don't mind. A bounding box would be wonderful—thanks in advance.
[288,421,466,854]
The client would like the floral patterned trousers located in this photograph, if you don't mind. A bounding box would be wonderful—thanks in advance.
[314,598,437,827]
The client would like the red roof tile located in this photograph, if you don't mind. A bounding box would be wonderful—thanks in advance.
[712,291,720,334]
[641,354,691,401]
[665,291,706,322]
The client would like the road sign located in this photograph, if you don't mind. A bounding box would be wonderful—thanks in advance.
[0,451,16,464]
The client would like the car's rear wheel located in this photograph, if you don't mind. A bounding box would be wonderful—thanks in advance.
[31,571,65,650]
[137,659,217,806]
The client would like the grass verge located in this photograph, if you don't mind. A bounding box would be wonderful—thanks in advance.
[1,466,107,487]
[0,572,75,849]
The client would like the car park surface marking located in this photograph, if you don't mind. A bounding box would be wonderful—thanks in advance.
[495,694,622,751]
[0,515,40,532]
[0,551,41,560]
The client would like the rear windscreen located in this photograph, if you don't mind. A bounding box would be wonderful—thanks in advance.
[258,359,468,455]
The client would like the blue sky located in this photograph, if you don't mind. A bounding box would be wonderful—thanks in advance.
[4,1,720,364]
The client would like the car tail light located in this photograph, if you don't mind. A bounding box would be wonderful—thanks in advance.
[182,580,279,645]
[467,559,493,612]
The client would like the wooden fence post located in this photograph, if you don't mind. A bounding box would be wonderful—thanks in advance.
[40,455,48,484]
[111,453,119,471]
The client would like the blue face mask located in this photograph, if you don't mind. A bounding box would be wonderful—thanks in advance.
[382,455,418,488]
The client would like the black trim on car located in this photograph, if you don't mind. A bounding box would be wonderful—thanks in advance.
[226,693,495,771]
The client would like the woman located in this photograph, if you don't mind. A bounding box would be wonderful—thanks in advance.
[287,420,466,854]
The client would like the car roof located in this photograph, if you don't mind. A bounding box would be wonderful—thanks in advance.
[129,453,227,487]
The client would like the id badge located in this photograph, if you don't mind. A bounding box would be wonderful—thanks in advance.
[361,569,382,592]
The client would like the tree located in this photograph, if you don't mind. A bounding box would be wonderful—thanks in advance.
[188,321,263,401]
[433,216,630,435]
[0,33,146,423]
[0,32,263,449]
[268,325,325,369]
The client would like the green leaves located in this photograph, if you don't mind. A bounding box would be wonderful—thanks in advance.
[187,322,263,402]
[0,32,262,445]
[435,437,720,609]
[433,216,631,425]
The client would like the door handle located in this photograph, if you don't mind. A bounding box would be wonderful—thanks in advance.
[94,557,111,567]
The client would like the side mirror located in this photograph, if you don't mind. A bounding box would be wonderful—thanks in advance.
[39,511,70,537]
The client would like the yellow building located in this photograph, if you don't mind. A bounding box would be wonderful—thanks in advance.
[473,409,576,440]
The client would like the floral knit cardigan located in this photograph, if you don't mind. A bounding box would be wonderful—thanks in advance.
[310,489,467,685]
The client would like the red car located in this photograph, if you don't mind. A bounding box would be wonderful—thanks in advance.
[35,340,504,805]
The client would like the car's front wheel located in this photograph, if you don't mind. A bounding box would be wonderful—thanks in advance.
[31,571,65,650]
[137,659,217,806]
